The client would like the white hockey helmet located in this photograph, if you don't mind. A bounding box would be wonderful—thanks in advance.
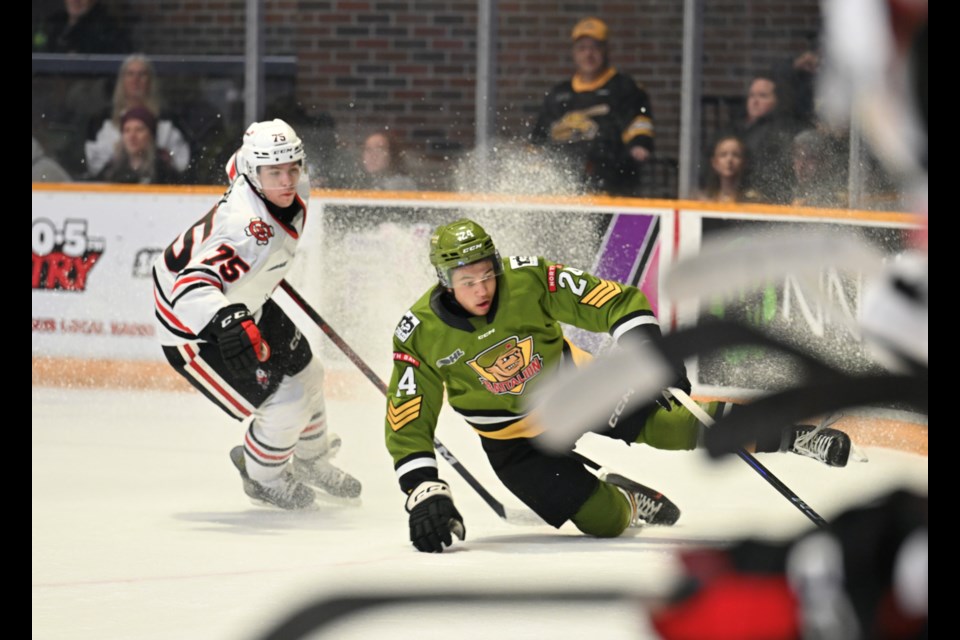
[237,119,306,195]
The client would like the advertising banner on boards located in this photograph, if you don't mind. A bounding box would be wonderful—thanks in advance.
[33,186,921,408]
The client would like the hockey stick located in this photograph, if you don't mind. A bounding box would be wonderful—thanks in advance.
[532,320,849,454]
[697,373,926,461]
[663,228,928,371]
[277,279,543,525]
[662,228,887,305]
[667,386,828,529]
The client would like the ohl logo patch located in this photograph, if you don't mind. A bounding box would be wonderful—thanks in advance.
[245,218,274,245]
[468,335,543,396]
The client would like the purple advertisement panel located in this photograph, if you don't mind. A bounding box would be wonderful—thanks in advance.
[591,212,660,315]
[567,212,662,353]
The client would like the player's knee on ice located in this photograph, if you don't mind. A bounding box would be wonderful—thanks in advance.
[571,482,632,537]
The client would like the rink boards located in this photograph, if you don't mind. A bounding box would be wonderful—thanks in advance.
[31,184,925,453]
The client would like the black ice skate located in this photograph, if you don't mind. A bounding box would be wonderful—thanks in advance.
[290,433,362,499]
[606,473,681,526]
[229,446,316,509]
[783,424,852,468]
[292,454,362,499]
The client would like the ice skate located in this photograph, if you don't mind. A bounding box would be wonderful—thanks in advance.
[229,446,316,509]
[607,472,681,526]
[783,424,851,468]
[292,434,362,499]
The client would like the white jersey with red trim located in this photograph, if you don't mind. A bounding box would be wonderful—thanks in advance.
[151,172,310,346]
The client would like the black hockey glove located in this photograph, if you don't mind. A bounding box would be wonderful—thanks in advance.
[620,322,691,412]
[200,303,269,376]
[405,480,466,553]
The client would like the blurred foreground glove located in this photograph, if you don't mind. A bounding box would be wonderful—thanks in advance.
[201,303,269,376]
[619,322,691,411]
[405,480,466,553]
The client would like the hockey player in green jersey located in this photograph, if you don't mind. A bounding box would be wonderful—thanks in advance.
[385,218,852,553]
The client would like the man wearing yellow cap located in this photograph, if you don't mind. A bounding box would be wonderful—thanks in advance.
[530,17,655,197]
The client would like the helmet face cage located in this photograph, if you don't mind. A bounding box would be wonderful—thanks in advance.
[238,119,306,194]
[429,219,502,287]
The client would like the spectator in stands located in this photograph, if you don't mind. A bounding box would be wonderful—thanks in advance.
[84,53,191,179]
[790,127,849,208]
[530,17,655,197]
[93,106,178,184]
[698,133,759,203]
[33,0,131,53]
[32,135,72,182]
[734,73,803,205]
[354,130,418,191]
[772,33,821,130]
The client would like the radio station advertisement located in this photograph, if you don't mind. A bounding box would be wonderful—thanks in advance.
[32,189,210,361]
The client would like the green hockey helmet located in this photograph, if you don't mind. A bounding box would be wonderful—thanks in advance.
[429,218,503,287]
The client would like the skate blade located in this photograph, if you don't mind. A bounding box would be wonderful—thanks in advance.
[244,497,321,511]
[312,491,362,507]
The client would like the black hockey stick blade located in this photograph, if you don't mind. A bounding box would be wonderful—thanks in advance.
[699,373,927,460]
[669,387,828,529]
[528,320,847,454]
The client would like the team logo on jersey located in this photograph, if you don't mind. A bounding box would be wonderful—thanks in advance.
[468,335,543,396]
[258,339,272,361]
[245,218,274,245]
[550,104,609,143]
[436,348,464,368]
[395,311,420,342]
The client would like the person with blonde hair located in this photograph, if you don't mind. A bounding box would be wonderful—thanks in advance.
[84,53,191,178]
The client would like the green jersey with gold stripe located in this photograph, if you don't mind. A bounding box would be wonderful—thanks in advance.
[385,255,660,494]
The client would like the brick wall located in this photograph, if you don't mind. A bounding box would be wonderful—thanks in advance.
[102,0,821,189]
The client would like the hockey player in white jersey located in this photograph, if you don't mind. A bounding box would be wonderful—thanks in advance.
[152,118,361,509]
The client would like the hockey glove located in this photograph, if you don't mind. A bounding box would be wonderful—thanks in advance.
[620,323,691,412]
[201,304,269,376]
[405,480,466,553]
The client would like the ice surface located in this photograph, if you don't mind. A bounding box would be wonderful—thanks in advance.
[32,384,927,640]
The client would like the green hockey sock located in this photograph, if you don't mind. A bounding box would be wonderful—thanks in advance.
[570,481,632,538]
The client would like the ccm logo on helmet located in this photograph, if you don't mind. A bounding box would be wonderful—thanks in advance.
[461,243,482,254]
